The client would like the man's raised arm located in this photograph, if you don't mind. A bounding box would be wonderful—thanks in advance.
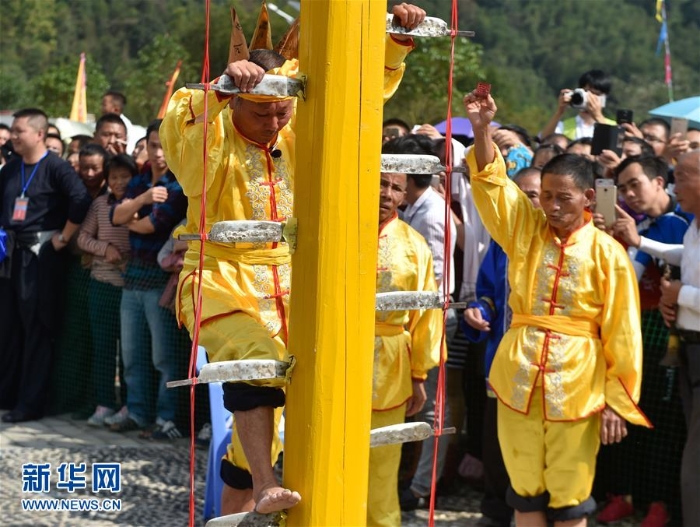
[463,90,541,258]
[382,3,425,103]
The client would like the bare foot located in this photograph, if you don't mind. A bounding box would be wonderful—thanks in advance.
[254,486,301,514]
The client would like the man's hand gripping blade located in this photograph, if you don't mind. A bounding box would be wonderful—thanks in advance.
[385,14,474,38]
[186,74,306,99]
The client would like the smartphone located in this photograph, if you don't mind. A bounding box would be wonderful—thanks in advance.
[670,117,688,139]
[616,109,634,125]
[592,123,622,156]
[595,179,617,228]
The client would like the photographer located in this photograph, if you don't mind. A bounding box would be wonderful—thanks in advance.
[541,69,616,141]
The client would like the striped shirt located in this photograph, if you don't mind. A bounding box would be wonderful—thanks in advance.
[403,186,456,294]
[111,170,187,290]
[77,193,130,287]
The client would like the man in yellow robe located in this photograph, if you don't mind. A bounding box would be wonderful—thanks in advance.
[461,91,650,527]
[160,4,426,515]
[369,159,443,527]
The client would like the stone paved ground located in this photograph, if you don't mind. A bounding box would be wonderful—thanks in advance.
[1,414,642,526]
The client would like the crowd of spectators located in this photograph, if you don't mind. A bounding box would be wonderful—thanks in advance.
[0,61,698,526]
[376,69,697,527]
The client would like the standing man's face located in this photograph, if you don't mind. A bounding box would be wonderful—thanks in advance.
[10,117,44,157]
[539,173,593,238]
[147,131,168,173]
[615,162,664,215]
[567,143,593,160]
[621,141,643,159]
[101,96,119,115]
[640,123,668,157]
[516,174,542,209]
[45,137,64,157]
[79,154,105,193]
[232,98,294,146]
[378,173,407,225]
[95,123,127,154]
[686,129,700,151]
[674,152,700,216]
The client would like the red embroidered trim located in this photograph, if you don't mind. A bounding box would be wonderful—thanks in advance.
[617,378,654,428]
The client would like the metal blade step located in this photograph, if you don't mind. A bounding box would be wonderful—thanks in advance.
[206,510,285,527]
[376,291,466,311]
[178,220,284,244]
[370,422,456,448]
[187,74,306,99]
[386,15,474,38]
[380,154,466,174]
[167,359,291,388]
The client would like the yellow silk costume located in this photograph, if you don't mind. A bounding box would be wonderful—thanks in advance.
[367,214,442,527]
[160,36,414,478]
[160,35,413,347]
[467,146,649,512]
[466,147,648,427]
[373,214,443,411]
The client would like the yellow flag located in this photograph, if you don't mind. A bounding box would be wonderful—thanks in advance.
[157,60,182,119]
[69,53,87,123]
[656,0,664,22]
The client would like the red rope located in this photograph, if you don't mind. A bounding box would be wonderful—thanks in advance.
[187,0,212,524]
[428,1,459,524]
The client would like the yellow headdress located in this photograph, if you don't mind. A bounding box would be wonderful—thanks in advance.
[249,2,273,51]
[230,1,301,103]
[274,17,300,60]
[228,7,250,63]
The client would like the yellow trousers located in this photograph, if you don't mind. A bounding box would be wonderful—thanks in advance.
[497,387,601,509]
[197,313,287,474]
[367,405,406,527]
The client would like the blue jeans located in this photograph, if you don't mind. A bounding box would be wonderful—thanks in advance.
[409,307,457,496]
[120,288,180,426]
[88,278,124,409]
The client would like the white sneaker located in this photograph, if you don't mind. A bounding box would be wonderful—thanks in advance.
[151,420,182,440]
[196,423,212,448]
[104,406,129,426]
[87,406,115,427]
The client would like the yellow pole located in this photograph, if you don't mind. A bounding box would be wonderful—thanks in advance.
[285,0,386,525]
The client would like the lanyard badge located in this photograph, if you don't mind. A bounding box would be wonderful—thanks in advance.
[13,151,49,223]
[12,197,29,222]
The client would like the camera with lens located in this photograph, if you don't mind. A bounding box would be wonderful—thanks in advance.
[569,88,588,110]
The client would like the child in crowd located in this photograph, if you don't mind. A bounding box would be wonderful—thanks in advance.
[77,154,137,426]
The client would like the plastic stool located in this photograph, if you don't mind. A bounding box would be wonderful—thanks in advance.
[199,347,233,521]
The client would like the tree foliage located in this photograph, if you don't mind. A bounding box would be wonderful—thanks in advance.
[384,39,485,126]
[1,0,698,136]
